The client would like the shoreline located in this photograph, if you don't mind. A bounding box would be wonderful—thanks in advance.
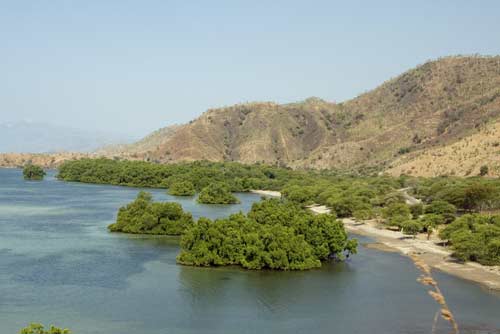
[344,218,500,291]
[250,189,282,198]
[276,195,500,291]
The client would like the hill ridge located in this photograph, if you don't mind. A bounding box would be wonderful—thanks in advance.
[3,55,500,175]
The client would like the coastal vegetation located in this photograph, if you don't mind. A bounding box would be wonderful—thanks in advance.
[197,182,240,204]
[439,214,500,265]
[168,180,196,196]
[58,158,500,266]
[19,323,71,334]
[23,164,46,180]
[108,191,194,235]
[177,199,357,270]
[107,194,357,270]
[57,158,295,191]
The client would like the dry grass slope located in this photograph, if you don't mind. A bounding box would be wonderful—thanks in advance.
[387,121,500,177]
[2,56,499,173]
[118,56,500,172]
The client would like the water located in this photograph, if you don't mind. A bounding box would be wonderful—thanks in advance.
[0,168,499,334]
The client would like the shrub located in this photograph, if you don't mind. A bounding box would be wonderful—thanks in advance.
[439,214,500,265]
[168,180,196,196]
[410,203,424,218]
[479,165,489,176]
[23,164,46,180]
[353,208,375,221]
[398,147,411,155]
[462,183,499,212]
[197,183,240,204]
[108,191,194,235]
[424,200,456,223]
[326,195,371,218]
[378,191,406,206]
[281,184,316,205]
[419,214,444,239]
[383,203,412,227]
[401,220,422,238]
[20,323,71,334]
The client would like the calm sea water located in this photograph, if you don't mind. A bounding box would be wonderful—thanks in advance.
[0,168,499,334]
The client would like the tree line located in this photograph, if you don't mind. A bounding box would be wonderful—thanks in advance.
[109,193,358,271]
[57,158,500,265]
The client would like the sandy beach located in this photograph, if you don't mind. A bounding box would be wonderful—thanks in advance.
[270,193,500,291]
[250,190,282,198]
[342,218,500,291]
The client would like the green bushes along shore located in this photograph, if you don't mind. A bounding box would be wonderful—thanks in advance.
[59,158,500,265]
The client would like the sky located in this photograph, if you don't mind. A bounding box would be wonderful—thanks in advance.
[1,1,500,138]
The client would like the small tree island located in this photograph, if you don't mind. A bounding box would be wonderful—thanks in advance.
[23,164,46,181]
[177,199,357,270]
[20,323,71,334]
[197,182,240,204]
[108,191,194,235]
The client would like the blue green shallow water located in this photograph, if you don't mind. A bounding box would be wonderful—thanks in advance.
[0,168,499,334]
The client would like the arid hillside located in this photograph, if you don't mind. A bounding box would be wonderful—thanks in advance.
[0,153,92,169]
[105,56,500,173]
[3,56,500,175]
[97,125,180,156]
[387,120,500,177]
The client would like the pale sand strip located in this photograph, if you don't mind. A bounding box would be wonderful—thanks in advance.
[255,190,500,290]
[250,190,282,198]
[342,218,500,291]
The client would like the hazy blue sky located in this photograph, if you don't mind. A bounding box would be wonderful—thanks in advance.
[1,1,500,137]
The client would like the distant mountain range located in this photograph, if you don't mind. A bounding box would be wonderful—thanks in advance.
[0,121,134,153]
[2,56,499,176]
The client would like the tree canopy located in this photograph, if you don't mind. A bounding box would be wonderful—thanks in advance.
[57,158,300,191]
[197,183,240,204]
[56,158,500,267]
[108,191,194,235]
[19,323,71,334]
[439,214,500,265]
[177,199,357,270]
[23,164,46,180]
[168,180,196,196]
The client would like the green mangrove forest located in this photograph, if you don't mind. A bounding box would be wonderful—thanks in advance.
[57,158,500,266]
[108,191,194,235]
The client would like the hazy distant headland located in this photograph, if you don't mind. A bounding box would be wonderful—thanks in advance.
[0,121,134,154]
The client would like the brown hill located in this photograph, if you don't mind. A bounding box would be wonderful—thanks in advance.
[0,152,91,169]
[387,120,500,177]
[113,56,500,173]
[2,56,499,175]
[97,124,180,157]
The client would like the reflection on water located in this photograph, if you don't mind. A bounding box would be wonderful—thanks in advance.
[0,168,499,334]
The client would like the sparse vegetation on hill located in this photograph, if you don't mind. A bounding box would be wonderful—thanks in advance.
[2,56,500,176]
[388,120,500,177]
[85,55,500,174]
